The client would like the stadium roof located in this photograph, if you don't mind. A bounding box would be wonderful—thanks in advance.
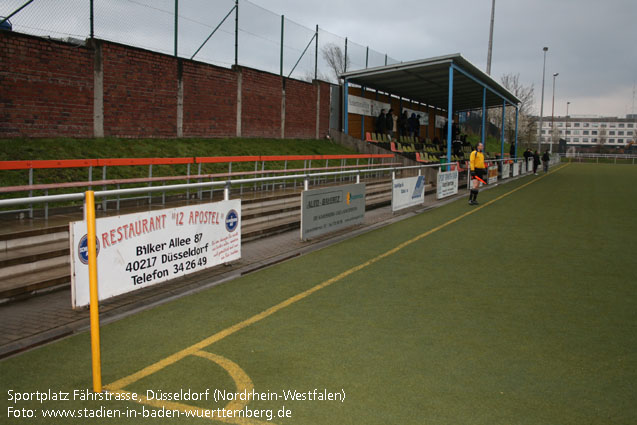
[340,53,520,112]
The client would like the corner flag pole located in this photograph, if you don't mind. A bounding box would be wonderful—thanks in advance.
[85,190,102,393]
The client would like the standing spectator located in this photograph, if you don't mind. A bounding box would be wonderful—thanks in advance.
[402,111,409,138]
[376,109,387,136]
[542,150,550,172]
[510,143,516,159]
[533,150,541,175]
[469,143,487,205]
[452,121,459,141]
[386,109,395,140]
[415,115,422,139]
[397,111,407,140]
[523,148,532,161]
[408,113,419,138]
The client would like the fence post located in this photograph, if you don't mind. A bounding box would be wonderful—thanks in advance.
[90,0,94,38]
[174,0,178,57]
[280,15,284,77]
[314,25,318,80]
[234,0,239,66]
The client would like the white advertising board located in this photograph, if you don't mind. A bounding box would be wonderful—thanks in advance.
[70,200,241,308]
[487,165,498,185]
[436,170,459,199]
[501,163,510,179]
[392,175,426,212]
[512,162,520,177]
[347,95,390,117]
[300,184,365,240]
[402,108,429,125]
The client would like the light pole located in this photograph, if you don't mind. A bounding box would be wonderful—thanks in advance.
[550,72,559,153]
[565,101,570,148]
[537,47,548,152]
[486,0,496,75]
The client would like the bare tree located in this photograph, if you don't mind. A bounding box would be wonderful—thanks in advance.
[487,73,536,152]
[321,43,350,84]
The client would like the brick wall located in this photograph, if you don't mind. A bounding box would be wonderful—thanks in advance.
[0,31,93,137]
[284,78,316,139]
[0,31,332,140]
[182,61,237,137]
[240,68,282,139]
[102,43,178,137]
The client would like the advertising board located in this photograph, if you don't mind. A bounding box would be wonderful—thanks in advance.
[301,184,365,240]
[392,175,425,211]
[70,200,241,308]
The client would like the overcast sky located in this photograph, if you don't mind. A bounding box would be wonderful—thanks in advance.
[249,0,637,118]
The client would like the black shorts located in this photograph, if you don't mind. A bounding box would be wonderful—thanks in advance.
[471,168,486,181]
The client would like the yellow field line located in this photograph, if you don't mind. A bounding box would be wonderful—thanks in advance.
[106,164,568,392]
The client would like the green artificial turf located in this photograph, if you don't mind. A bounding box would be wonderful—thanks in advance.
[1,163,636,424]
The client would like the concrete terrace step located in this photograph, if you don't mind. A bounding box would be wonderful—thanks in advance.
[0,264,70,301]
[0,240,69,269]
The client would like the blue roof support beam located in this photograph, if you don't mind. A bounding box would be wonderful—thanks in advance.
[451,63,516,108]
[447,65,454,167]
[482,87,486,146]
[501,100,506,159]
[515,107,519,160]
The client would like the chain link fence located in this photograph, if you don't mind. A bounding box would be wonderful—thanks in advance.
[1,0,400,83]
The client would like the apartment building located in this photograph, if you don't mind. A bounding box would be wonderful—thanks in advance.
[537,116,637,148]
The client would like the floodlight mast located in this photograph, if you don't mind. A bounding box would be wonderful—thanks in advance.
[537,47,549,152]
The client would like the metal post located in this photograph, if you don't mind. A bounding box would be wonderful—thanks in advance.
[186,163,190,199]
[515,106,519,160]
[174,0,178,57]
[28,168,33,218]
[501,100,506,159]
[280,15,284,77]
[101,166,107,211]
[538,47,549,152]
[90,0,94,38]
[344,38,348,73]
[482,87,486,146]
[343,79,349,133]
[234,0,239,66]
[446,65,453,167]
[550,72,559,154]
[486,0,496,75]
[85,190,102,393]
[148,164,153,205]
[314,25,318,81]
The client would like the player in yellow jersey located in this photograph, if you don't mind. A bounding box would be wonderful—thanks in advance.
[469,143,486,205]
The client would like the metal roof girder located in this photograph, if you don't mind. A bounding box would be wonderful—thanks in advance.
[450,63,517,107]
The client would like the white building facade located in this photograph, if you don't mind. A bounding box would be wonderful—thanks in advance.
[537,115,637,148]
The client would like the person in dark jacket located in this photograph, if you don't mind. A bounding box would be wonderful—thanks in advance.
[397,111,408,139]
[408,113,419,138]
[533,150,541,175]
[542,150,550,172]
[376,109,387,136]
